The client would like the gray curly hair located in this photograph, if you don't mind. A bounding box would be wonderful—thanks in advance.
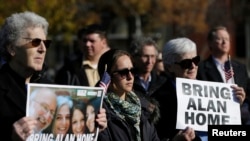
[0,11,49,62]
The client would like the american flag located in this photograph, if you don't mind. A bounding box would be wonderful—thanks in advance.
[99,65,111,93]
[224,55,234,83]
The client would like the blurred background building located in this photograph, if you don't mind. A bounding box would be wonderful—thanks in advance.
[1,0,250,79]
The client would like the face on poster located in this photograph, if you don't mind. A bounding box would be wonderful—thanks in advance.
[26,83,105,141]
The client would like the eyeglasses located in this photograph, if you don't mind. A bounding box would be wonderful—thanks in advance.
[175,56,200,69]
[157,59,163,62]
[23,38,51,48]
[33,100,55,118]
[112,68,135,79]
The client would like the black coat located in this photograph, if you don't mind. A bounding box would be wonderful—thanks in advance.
[98,102,160,141]
[152,77,178,140]
[196,55,250,123]
[196,55,248,90]
[152,76,201,141]
[54,53,89,86]
[0,64,51,141]
[133,71,166,124]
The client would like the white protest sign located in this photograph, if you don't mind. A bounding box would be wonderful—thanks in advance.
[176,78,241,132]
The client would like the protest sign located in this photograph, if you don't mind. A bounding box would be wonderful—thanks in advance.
[176,78,241,132]
[26,83,105,141]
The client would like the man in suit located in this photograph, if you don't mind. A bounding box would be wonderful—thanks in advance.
[196,25,250,124]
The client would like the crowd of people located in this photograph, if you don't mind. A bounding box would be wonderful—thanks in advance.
[0,11,250,141]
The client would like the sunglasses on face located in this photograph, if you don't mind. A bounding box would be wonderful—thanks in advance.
[112,68,135,79]
[175,56,200,69]
[23,38,51,48]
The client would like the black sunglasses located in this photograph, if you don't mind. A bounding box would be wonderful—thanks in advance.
[175,56,200,69]
[23,38,51,48]
[112,68,135,79]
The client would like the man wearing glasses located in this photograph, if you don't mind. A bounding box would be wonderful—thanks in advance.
[196,26,249,125]
[130,36,166,125]
[28,87,57,134]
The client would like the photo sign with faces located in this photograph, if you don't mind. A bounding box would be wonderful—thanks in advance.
[26,83,105,141]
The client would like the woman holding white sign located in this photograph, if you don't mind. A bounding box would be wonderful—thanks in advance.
[152,38,203,141]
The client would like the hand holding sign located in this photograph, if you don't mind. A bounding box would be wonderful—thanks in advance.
[176,78,242,132]
[231,85,246,105]
[172,127,196,141]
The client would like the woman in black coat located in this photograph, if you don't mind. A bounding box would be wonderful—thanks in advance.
[152,37,203,141]
[0,11,52,141]
[97,49,196,141]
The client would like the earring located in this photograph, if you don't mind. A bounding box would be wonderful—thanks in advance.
[10,50,15,56]
[7,46,15,56]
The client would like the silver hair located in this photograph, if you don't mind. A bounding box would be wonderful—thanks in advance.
[130,36,158,57]
[30,87,55,100]
[162,37,197,70]
[56,95,73,109]
[0,11,49,62]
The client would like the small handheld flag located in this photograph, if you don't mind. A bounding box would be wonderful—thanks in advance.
[224,55,234,83]
[99,64,111,93]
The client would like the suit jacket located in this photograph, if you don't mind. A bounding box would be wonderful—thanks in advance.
[197,55,250,124]
[197,55,248,91]
[0,64,51,140]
